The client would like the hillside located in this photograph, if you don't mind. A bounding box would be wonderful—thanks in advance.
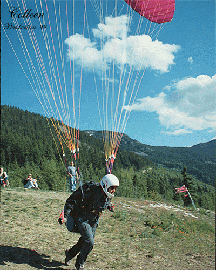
[2,105,215,187]
[84,130,215,186]
[1,188,215,269]
[1,105,215,211]
[1,105,153,174]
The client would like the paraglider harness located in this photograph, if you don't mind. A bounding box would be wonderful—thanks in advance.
[58,180,114,233]
[59,180,92,233]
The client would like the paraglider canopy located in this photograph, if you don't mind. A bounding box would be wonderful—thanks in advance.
[124,0,175,24]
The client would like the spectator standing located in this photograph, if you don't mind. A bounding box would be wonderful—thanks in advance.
[67,162,78,192]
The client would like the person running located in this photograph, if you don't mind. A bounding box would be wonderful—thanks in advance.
[59,174,119,270]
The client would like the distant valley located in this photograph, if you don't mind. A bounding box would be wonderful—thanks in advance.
[84,130,215,186]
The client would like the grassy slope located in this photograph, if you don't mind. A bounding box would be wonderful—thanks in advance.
[1,188,215,270]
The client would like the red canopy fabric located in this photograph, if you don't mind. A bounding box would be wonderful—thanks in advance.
[124,0,175,24]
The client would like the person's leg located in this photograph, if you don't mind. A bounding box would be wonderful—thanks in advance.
[72,176,76,191]
[69,176,73,192]
[29,180,34,188]
[66,237,84,261]
[5,177,9,187]
[24,181,32,189]
[75,220,97,267]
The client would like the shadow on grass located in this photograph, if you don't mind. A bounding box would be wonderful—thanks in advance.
[0,246,66,269]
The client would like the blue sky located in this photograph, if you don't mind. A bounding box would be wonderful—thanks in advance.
[1,0,215,148]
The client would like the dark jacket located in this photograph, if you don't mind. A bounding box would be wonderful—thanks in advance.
[64,181,110,223]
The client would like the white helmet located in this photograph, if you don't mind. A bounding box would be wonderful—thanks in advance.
[100,174,119,198]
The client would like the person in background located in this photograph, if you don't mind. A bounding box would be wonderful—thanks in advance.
[24,174,39,189]
[0,167,9,187]
[67,161,78,192]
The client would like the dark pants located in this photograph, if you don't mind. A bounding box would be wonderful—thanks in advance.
[67,217,98,265]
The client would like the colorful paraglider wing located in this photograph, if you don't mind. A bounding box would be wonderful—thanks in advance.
[124,0,175,24]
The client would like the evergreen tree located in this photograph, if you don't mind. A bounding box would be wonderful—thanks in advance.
[1,105,215,211]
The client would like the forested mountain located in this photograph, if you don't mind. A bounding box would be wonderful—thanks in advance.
[85,130,215,186]
[1,105,153,186]
[1,105,215,210]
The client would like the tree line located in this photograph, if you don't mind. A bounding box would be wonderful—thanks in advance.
[1,105,215,210]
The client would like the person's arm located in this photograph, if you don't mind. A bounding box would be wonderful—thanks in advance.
[64,189,80,216]
[67,168,73,177]
[107,201,115,212]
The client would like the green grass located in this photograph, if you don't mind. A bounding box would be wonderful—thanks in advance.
[1,187,215,269]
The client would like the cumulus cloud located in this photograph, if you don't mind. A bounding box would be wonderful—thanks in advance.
[92,15,129,40]
[124,74,216,134]
[65,34,102,70]
[168,74,216,117]
[65,15,180,73]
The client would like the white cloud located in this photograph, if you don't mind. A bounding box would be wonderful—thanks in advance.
[187,57,193,65]
[124,74,216,135]
[166,129,193,135]
[92,15,129,40]
[125,35,179,72]
[65,34,102,70]
[65,15,180,73]
[168,74,216,117]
